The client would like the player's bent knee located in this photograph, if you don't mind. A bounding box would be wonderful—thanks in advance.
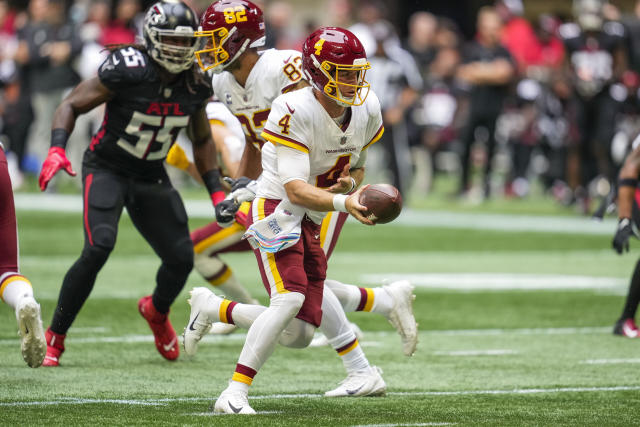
[168,237,194,274]
[279,319,315,348]
[91,224,117,251]
[193,251,226,277]
[270,291,305,318]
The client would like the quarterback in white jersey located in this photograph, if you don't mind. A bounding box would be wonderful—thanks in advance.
[259,86,383,223]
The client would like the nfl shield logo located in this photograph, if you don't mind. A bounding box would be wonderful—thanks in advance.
[226,93,232,105]
[340,136,347,145]
[163,88,172,98]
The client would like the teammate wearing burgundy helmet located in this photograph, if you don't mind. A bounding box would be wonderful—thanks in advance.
[183,1,417,362]
[0,143,46,368]
[37,0,225,366]
[185,26,401,414]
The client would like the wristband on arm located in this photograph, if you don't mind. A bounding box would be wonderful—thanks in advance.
[202,169,225,205]
[333,194,348,212]
[618,178,638,188]
[51,129,70,149]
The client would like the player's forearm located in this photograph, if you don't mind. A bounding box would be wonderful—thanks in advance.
[349,167,365,188]
[618,159,640,219]
[235,143,262,179]
[284,180,338,212]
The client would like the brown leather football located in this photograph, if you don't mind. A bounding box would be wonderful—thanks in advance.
[358,184,402,224]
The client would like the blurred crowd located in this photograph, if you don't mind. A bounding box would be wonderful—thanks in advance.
[2,0,640,215]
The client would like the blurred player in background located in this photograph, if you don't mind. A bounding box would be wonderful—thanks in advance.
[185,0,417,353]
[37,0,225,366]
[561,0,627,212]
[611,140,640,337]
[185,27,391,414]
[0,142,46,368]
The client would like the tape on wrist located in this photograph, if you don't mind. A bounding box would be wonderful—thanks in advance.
[333,194,348,212]
[618,178,638,188]
[344,177,357,194]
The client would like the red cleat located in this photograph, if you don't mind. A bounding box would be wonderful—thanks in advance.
[138,296,179,360]
[613,318,639,338]
[42,328,65,367]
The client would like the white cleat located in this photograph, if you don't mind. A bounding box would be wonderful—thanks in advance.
[325,365,386,397]
[16,296,46,368]
[208,322,238,335]
[383,280,418,356]
[213,388,256,414]
[183,287,219,356]
[309,321,364,347]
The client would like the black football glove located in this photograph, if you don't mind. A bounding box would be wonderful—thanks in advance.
[215,198,239,228]
[224,176,253,192]
[613,218,636,254]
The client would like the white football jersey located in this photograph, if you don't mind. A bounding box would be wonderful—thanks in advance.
[211,48,303,151]
[259,86,384,223]
[168,101,245,168]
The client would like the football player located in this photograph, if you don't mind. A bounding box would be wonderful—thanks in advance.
[185,26,395,414]
[611,140,640,337]
[37,0,225,366]
[187,0,417,355]
[0,142,46,368]
[560,0,627,211]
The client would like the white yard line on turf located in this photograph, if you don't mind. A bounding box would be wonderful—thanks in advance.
[14,193,616,234]
[581,358,640,364]
[2,386,640,407]
[0,326,611,347]
[433,349,518,356]
[359,273,625,291]
[352,424,455,427]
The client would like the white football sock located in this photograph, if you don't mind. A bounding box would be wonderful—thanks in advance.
[1,274,33,310]
[215,274,258,304]
[228,302,266,330]
[320,288,369,373]
[237,291,305,372]
[325,279,393,316]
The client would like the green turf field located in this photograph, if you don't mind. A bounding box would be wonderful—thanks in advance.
[2,195,640,426]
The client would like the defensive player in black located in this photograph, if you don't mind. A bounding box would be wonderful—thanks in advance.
[560,0,627,212]
[612,142,640,338]
[37,0,225,365]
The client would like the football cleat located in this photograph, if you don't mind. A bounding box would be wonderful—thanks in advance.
[309,321,364,347]
[183,287,219,356]
[138,296,179,361]
[613,318,639,338]
[42,328,65,367]
[324,365,386,397]
[383,280,418,356]
[209,322,238,335]
[213,387,256,414]
[15,297,46,368]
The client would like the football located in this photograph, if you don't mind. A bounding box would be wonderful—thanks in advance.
[358,184,403,224]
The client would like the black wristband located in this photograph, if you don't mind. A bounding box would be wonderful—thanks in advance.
[618,178,638,188]
[202,169,224,195]
[51,129,70,149]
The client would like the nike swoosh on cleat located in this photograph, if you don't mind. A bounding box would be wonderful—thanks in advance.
[228,401,243,413]
[163,337,177,352]
[188,313,200,331]
[346,384,365,395]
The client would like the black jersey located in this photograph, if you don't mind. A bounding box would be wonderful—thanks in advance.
[560,21,626,99]
[88,46,212,178]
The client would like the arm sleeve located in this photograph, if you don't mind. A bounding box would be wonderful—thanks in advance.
[276,144,310,185]
[363,92,385,150]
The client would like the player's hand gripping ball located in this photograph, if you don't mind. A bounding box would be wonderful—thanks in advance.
[358,184,402,224]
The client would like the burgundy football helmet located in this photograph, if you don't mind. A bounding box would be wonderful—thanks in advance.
[194,0,265,73]
[302,26,370,107]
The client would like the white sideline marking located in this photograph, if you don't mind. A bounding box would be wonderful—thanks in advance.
[14,194,616,234]
[0,327,611,347]
[353,424,455,427]
[433,349,517,356]
[582,358,640,364]
[360,273,625,290]
[2,386,640,407]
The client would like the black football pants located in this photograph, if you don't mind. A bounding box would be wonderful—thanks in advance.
[50,164,193,335]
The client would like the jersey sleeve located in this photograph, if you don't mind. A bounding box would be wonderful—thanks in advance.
[261,96,310,153]
[363,91,384,150]
[98,47,151,91]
